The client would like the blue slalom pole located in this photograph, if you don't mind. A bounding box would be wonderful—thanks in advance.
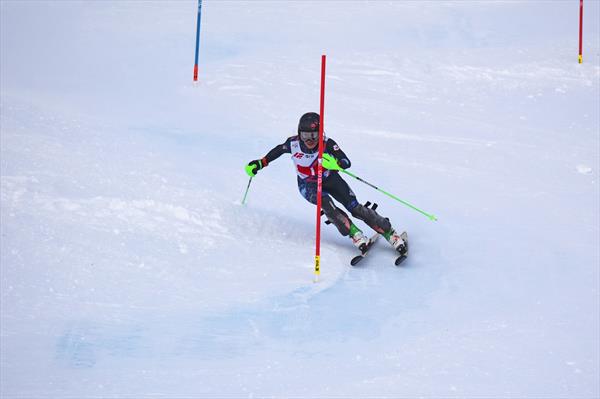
[193,0,202,81]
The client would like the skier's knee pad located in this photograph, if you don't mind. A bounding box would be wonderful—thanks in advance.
[350,204,370,219]
[323,207,352,236]
[350,204,391,232]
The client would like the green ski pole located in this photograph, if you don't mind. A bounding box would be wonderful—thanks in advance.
[241,176,253,205]
[342,169,437,221]
[322,154,438,221]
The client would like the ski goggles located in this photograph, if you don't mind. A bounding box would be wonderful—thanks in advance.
[299,130,319,141]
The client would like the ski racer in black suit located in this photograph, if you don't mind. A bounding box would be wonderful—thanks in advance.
[246,112,406,253]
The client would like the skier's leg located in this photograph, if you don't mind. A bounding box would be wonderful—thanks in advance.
[298,177,367,248]
[298,177,349,234]
[352,204,406,253]
[324,173,406,253]
[321,197,352,236]
[324,173,391,233]
[350,204,391,233]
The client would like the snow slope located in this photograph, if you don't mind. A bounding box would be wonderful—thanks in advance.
[1,1,599,397]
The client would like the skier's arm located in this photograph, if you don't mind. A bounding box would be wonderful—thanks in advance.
[325,138,351,169]
[264,137,293,164]
[245,137,293,177]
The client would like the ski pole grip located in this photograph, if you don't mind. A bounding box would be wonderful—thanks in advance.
[321,153,341,171]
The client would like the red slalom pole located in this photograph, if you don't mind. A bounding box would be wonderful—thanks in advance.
[579,0,583,64]
[314,55,326,282]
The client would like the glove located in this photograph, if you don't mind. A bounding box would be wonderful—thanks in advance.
[245,158,268,177]
[321,153,342,171]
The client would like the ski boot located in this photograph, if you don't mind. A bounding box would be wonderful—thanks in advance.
[350,225,369,253]
[384,229,408,256]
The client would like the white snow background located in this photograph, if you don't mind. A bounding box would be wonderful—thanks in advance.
[1,1,599,398]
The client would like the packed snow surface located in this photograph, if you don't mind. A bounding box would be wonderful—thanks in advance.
[1,1,599,397]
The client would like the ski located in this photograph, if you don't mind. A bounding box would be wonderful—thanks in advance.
[350,234,380,266]
[393,231,409,266]
[395,254,407,266]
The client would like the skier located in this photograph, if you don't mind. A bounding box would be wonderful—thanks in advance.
[245,112,407,255]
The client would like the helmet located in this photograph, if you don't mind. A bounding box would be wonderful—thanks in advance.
[298,112,320,134]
